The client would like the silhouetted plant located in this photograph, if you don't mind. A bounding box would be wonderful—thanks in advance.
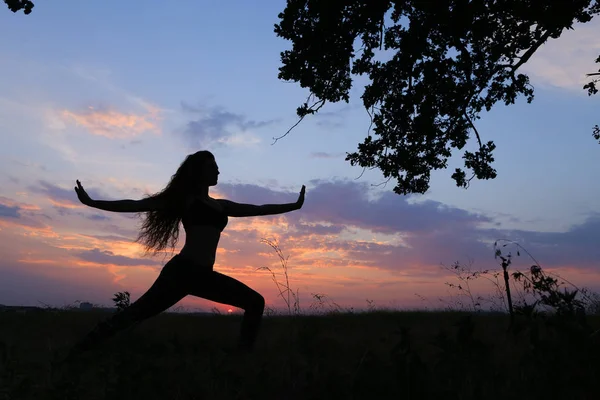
[441,259,506,312]
[264,305,277,317]
[495,240,597,321]
[438,239,599,337]
[309,293,343,315]
[257,238,300,316]
[365,298,376,312]
[112,291,130,311]
[493,240,518,323]
[512,266,585,317]
[582,289,600,315]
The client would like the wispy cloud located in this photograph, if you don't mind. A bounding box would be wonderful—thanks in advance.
[28,180,86,207]
[10,159,48,172]
[75,248,162,268]
[310,152,347,159]
[180,103,277,147]
[312,104,355,129]
[60,104,162,139]
[25,180,121,223]
[0,196,43,220]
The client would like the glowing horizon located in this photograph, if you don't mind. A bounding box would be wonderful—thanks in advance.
[1,1,600,313]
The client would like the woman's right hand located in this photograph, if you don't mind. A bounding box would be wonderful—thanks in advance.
[74,180,94,206]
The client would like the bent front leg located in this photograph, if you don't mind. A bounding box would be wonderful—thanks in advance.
[188,271,265,350]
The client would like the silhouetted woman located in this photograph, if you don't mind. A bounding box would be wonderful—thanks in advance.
[69,150,305,355]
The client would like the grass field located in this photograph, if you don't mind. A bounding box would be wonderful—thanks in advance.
[1,309,599,399]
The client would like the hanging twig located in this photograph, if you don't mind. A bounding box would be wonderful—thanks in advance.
[272,94,326,145]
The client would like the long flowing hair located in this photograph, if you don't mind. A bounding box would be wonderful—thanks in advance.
[134,150,215,258]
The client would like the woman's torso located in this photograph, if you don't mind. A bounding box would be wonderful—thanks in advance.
[178,195,228,266]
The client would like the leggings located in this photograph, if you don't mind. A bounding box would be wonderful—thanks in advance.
[72,254,265,353]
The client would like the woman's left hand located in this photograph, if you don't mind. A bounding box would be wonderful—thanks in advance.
[296,185,306,209]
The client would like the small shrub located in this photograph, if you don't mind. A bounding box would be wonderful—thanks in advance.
[112,291,131,311]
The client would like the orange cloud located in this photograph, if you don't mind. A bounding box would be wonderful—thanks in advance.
[68,259,155,286]
[107,265,128,283]
[21,225,61,239]
[16,258,60,265]
[19,204,41,211]
[61,105,161,139]
[0,196,38,210]
[48,199,81,209]
[0,218,49,233]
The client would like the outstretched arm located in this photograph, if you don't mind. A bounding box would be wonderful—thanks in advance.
[219,185,305,217]
[89,199,161,213]
[74,180,165,213]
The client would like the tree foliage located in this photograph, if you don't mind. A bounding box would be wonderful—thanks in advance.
[275,0,600,194]
[4,0,33,14]
[584,57,600,143]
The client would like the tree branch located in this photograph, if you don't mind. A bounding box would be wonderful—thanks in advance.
[272,96,326,145]
[511,30,553,73]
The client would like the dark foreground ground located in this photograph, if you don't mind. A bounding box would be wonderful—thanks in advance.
[1,310,599,400]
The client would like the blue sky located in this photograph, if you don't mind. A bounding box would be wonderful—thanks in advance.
[1,1,599,311]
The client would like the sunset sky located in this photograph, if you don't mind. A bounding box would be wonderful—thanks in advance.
[1,1,600,313]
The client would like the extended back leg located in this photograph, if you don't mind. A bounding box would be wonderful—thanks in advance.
[66,268,187,358]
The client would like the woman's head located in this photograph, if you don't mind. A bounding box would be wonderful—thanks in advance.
[172,150,219,194]
[134,150,218,258]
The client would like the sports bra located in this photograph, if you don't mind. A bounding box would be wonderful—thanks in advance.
[181,197,228,232]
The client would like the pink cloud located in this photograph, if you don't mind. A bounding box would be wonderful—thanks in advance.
[60,104,161,139]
